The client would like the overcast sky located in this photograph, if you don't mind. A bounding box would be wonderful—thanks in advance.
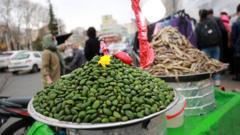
[30,0,135,32]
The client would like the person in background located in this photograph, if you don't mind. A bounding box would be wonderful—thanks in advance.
[65,44,86,73]
[231,4,240,81]
[41,34,65,87]
[100,33,123,55]
[220,12,231,33]
[220,11,234,74]
[84,27,100,61]
[63,45,74,65]
[208,9,228,63]
[195,9,222,86]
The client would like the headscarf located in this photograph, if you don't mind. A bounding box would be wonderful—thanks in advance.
[42,34,65,74]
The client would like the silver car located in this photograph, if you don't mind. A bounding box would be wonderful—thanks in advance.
[8,51,42,74]
[0,51,26,71]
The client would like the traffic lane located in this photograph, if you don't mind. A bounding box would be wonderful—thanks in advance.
[0,72,42,97]
[0,72,42,134]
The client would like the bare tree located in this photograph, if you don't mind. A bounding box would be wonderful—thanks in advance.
[21,0,36,50]
[0,0,15,50]
[12,0,26,50]
[68,27,87,47]
[57,19,66,34]
[0,0,50,51]
[31,5,49,30]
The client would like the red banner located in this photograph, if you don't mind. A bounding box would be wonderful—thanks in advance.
[131,0,155,68]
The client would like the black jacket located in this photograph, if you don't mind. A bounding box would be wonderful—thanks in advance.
[232,17,240,57]
[67,49,85,73]
[195,17,222,49]
[84,38,100,61]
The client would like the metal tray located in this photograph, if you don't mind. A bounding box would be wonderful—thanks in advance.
[157,67,228,82]
[28,91,179,129]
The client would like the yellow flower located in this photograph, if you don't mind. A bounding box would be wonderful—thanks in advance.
[98,55,111,68]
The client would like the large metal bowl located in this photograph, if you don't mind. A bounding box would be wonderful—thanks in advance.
[28,90,179,129]
[157,66,228,82]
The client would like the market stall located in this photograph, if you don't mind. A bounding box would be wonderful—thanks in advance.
[27,0,240,135]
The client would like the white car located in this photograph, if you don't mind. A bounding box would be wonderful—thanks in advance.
[0,51,26,71]
[8,51,42,74]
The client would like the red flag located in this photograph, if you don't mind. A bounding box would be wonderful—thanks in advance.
[131,0,155,68]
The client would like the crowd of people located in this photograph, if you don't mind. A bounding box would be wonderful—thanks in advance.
[40,27,101,87]
[195,4,240,84]
[39,3,240,88]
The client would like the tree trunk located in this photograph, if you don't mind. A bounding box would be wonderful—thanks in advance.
[10,40,14,50]
[27,43,30,50]
[16,42,20,50]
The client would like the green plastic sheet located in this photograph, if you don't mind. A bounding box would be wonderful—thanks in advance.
[26,121,54,135]
[168,89,240,135]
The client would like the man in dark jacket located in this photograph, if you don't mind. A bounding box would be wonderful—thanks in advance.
[231,4,240,81]
[66,45,86,73]
[195,9,222,86]
[84,27,100,61]
[208,9,228,63]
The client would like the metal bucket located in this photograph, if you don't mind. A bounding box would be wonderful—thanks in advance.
[185,101,216,116]
[167,79,216,116]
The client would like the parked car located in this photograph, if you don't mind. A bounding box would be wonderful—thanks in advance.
[0,51,26,71]
[8,51,42,74]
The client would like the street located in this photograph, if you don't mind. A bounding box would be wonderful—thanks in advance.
[0,72,42,97]
[0,72,42,135]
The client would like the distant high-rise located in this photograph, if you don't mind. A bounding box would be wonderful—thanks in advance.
[101,15,117,28]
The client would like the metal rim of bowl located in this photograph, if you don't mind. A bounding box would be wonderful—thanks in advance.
[28,90,179,129]
[157,67,228,82]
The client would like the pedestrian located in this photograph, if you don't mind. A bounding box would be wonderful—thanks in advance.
[63,45,74,65]
[195,9,222,86]
[84,27,100,61]
[65,44,86,73]
[208,9,228,63]
[41,34,65,87]
[220,11,234,74]
[231,4,240,81]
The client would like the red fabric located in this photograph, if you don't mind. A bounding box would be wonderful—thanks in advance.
[7,108,29,117]
[100,41,109,55]
[114,51,132,65]
[131,0,155,68]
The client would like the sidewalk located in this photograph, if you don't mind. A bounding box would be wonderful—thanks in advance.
[221,74,240,91]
